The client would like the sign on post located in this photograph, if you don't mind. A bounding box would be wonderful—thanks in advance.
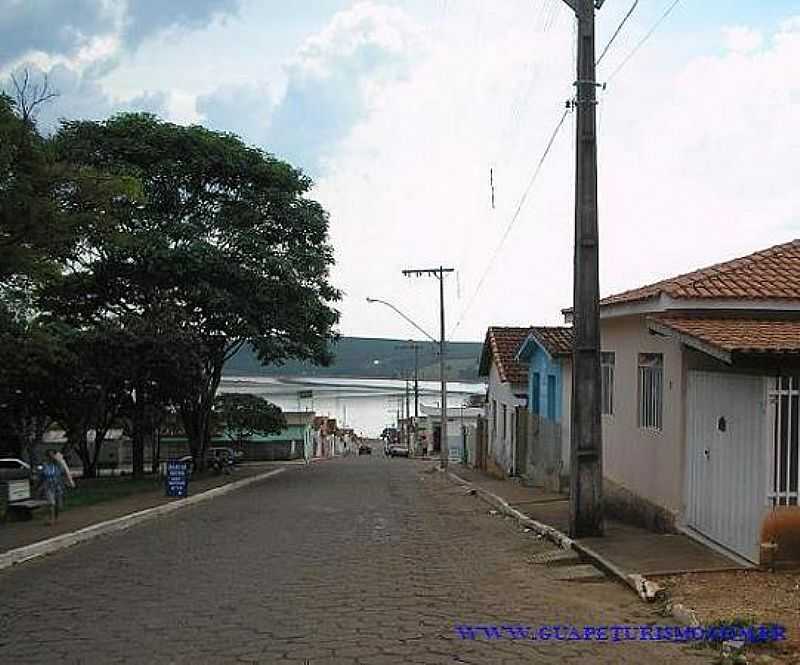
[165,459,189,498]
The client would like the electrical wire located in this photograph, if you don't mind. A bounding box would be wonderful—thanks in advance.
[596,0,639,66]
[607,0,682,82]
[450,107,571,337]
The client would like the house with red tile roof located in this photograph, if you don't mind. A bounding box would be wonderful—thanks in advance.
[563,239,800,563]
[515,327,574,490]
[478,326,530,477]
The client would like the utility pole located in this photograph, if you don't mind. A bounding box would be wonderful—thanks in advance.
[404,375,411,447]
[402,266,454,470]
[561,0,604,537]
[395,341,421,417]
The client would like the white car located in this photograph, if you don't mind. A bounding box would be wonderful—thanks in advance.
[0,458,32,480]
[0,458,31,470]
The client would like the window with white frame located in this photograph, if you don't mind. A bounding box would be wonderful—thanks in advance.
[637,353,663,430]
[601,352,615,416]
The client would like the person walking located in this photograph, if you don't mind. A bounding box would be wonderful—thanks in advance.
[41,450,75,525]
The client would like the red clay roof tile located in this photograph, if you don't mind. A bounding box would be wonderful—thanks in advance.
[649,315,800,355]
[600,239,800,308]
[478,327,531,384]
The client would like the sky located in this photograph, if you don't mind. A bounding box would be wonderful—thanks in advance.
[3,0,800,343]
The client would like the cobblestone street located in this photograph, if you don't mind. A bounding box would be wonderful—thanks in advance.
[0,452,714,664]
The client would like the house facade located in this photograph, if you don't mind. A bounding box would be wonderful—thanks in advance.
[478,327,530,477]
[515,327,573,488]
[565,239,800,563]
[419,404,483,462]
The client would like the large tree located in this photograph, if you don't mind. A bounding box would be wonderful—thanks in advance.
[44,113,340,468]
[0,312,70,461]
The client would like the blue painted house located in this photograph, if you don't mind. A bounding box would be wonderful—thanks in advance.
[515,326,573,488]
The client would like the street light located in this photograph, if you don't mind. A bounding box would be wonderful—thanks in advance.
[365,298,437,343]
[366,296,438,460]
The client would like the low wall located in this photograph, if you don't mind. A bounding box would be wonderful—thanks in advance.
[603,477,679,533]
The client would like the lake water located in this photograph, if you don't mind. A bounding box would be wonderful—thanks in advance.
[219,376,487,437]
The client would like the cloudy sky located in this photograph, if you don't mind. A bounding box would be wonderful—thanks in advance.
[3,0,800,342]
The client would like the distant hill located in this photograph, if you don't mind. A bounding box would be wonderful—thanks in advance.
[224,337,484,382]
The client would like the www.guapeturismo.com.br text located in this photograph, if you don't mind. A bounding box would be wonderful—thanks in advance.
[454,624,786,643]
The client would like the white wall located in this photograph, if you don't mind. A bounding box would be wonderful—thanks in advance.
[486,363,526,475]
[600,315,685,514]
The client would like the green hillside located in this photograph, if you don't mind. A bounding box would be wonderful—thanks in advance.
[224,337,483,382]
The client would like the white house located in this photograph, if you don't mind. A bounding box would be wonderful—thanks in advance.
[564,239,800,564]
[419,404,483,462]
[478,326,530,477]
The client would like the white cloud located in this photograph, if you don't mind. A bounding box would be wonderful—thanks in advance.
[721,25,763,53]
[313,3,800,341]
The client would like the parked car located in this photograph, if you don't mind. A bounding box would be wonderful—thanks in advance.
[387,445,409,458]
[0,457,32,480]
[177,455,195,475]
[358,443,372,455]
[208,447,242,465]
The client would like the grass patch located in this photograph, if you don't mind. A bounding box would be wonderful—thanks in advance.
[64,475,163,509]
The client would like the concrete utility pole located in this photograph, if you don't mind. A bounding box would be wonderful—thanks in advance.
[402,266,454,470]
[396,341,421,417]
[404,375,411,446]
[561,0,605,537]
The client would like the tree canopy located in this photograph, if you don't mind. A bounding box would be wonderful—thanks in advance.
[0,103,340,474]
[213,394,286,445]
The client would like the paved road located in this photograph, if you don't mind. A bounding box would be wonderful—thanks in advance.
[0,451,713,664]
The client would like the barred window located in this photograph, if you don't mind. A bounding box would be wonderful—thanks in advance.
[601,352,615,416]
[638,353,663,430]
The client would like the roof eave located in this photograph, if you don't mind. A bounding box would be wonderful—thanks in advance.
[646,319,733,364]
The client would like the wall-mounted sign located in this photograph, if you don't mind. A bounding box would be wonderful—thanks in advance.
[297,390,313,399]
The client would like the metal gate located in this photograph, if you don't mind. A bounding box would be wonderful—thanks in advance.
[768,377,800,506]
[686,371,767,562]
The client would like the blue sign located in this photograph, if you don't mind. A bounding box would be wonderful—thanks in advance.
[165,460,189,498]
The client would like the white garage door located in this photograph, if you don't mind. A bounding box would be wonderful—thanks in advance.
[686,371,767,562]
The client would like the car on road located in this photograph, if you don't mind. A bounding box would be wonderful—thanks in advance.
[387,445,409,458]
[358,443,371,455]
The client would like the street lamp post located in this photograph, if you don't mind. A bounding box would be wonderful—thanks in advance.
[401,267,454,470]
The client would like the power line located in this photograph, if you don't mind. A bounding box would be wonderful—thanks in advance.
[596,0,639,66]
[607,0,682,82]
[450,106,571,337]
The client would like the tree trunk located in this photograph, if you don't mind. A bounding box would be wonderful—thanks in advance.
[181,352,225,472]
[150,425,160,475]
[88,428,108,478]
[131,398,146,478]
[69,425,93,478]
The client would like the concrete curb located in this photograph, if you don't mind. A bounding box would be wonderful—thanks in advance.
[0,467,287,573]
[445,469,663,602]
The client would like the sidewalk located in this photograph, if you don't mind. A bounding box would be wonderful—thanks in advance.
[0,463,280,554]
[449,465,743,591]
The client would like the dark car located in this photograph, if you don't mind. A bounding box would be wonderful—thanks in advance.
[358,444,372,455]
